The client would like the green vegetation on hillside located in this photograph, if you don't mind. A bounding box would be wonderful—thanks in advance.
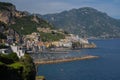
[0,53,36,80]
[0,2,14,11]
[40,32,65,42]
[20,54,36,80]
[11,15,53,35]
[42,7,120,38]
[9,62,23,69]
[0,2,13,7]
[0,53,19,63]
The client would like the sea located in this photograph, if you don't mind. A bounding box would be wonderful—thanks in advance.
[37,39,120,80]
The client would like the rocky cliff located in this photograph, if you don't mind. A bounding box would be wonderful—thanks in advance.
[0,2,28,24]
[0,1,54,44]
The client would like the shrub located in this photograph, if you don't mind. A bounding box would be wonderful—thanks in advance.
[7,52,19,61]
[0,54,14,64]
[40,32,65,42]
[20,54,36,80]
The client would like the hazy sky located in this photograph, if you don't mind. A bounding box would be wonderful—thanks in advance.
[0,0,120,19]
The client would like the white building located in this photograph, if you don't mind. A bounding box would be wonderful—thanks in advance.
[62,42,72,48]
[10,45,25,58]
[79,38,89,44]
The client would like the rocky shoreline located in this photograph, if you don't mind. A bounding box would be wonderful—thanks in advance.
[34,55,99,65]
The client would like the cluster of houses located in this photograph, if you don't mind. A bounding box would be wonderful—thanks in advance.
[0,24,95,58]
[0,25,24,58]
[23,32,91,53]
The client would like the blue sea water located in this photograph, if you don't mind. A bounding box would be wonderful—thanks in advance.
[38,39,120,80]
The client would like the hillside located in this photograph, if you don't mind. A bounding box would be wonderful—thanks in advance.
[0,53,36,80]
[42,7,120,38]
[0,2,53,35]
[10,15,53,35]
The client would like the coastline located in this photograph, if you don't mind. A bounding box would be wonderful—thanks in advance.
[34,55,99,65]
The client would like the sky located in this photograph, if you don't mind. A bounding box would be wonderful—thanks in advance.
[0,0,120,19]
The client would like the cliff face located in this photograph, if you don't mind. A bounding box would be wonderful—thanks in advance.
[0,1,55,44]
[0,2,27,24]
[0,2,54,36]
[0,10,12,24]
[0,2,15,24]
